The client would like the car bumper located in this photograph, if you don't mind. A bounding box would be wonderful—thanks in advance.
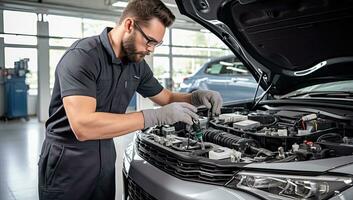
[123,151,259,200]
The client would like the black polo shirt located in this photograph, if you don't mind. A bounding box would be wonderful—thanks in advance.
[45,27,163,141]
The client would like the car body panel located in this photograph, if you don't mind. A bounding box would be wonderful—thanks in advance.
[244,155,353,173]
[330,165,353,177]
[123,136,353,200]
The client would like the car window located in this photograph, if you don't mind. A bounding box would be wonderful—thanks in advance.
[205,59,248,75]
[206,63,223,74]
[283,80,353,97]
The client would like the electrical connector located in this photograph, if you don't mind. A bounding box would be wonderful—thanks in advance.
[192,119,205,150]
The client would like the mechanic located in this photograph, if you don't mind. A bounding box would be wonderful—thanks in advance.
[38,0,222,199]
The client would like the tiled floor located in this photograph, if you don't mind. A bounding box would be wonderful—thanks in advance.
[0,117,134,200]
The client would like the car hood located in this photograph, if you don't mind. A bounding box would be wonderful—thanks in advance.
[175,0,353,95]
[244,155,353,173]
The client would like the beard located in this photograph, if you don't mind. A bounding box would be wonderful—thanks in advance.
[121,32,150,63]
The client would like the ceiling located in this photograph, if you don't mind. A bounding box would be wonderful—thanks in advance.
[0,0,202,30]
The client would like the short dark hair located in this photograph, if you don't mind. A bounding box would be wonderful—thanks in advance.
[119,0,175,27]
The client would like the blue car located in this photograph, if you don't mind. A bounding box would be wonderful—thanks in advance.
[178,55,262,102]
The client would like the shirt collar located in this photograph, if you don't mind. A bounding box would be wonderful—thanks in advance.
[99,27,122,65]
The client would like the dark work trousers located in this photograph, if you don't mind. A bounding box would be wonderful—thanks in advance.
[38,137,116,200]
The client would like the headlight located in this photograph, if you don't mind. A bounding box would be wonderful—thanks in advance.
[226,171,352,200]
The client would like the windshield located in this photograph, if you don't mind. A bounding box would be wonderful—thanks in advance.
[282,80,353,98]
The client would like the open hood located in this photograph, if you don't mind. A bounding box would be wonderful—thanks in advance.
[175,0,353,95]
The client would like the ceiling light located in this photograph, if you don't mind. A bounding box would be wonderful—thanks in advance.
[112,1,128,7]
[164,3,178,8]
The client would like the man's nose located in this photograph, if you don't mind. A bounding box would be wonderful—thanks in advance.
[146,45,155,53]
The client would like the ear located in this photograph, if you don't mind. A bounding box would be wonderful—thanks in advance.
[123,18,134,34]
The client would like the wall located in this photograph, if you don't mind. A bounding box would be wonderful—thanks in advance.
[0,84,4,116]
[28,94,37,116]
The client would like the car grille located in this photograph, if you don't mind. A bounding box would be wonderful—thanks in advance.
[127,176,157,200]
[136,137,238,186]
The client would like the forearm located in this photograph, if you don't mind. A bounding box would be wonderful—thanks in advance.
[71,111,144,141]
[151,89,192,106]
[169,92,192,104]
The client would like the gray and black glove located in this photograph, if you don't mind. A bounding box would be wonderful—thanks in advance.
[142,102,199,128]
[191,90,223,116]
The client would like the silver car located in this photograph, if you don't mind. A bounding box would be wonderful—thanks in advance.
[123,0,353,199]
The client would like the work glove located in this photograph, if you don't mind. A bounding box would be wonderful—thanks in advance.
[191,90,223,116]
[142,102,199,128]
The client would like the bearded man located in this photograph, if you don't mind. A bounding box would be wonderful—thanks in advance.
[38,0,222,199]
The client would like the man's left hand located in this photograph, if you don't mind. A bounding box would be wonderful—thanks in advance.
[191,90,223,116]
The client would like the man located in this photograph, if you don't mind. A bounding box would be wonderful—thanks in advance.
[38,0,222,199]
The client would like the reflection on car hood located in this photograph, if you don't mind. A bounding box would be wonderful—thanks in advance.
[245,155,353,173]
[175,0,353,95]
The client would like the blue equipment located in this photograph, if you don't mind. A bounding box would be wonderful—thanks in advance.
[3,58,30,120]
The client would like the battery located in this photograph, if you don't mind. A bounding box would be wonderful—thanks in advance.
[219,113,248,123]
[233,120,260,130]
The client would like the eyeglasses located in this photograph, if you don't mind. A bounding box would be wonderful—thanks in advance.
[134,21,163,47]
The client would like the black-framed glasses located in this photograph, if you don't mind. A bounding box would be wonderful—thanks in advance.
[134,21,163,47]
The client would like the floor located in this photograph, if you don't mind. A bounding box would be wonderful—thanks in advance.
[0,117,134,200]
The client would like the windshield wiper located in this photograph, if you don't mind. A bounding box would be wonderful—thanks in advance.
[283,91,353,99]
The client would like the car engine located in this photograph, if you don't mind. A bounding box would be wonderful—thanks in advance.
[138,104,353,164]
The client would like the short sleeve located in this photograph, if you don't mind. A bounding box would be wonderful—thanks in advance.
[136,60,163,98]
[57,49,98,98]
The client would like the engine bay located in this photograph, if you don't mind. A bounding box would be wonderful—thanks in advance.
[139,103,353,164]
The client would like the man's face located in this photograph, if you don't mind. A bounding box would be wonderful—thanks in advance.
[121,31,143,62]
[122,18,166,63]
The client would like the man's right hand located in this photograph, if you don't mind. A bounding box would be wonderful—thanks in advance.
[142,102,199,128]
